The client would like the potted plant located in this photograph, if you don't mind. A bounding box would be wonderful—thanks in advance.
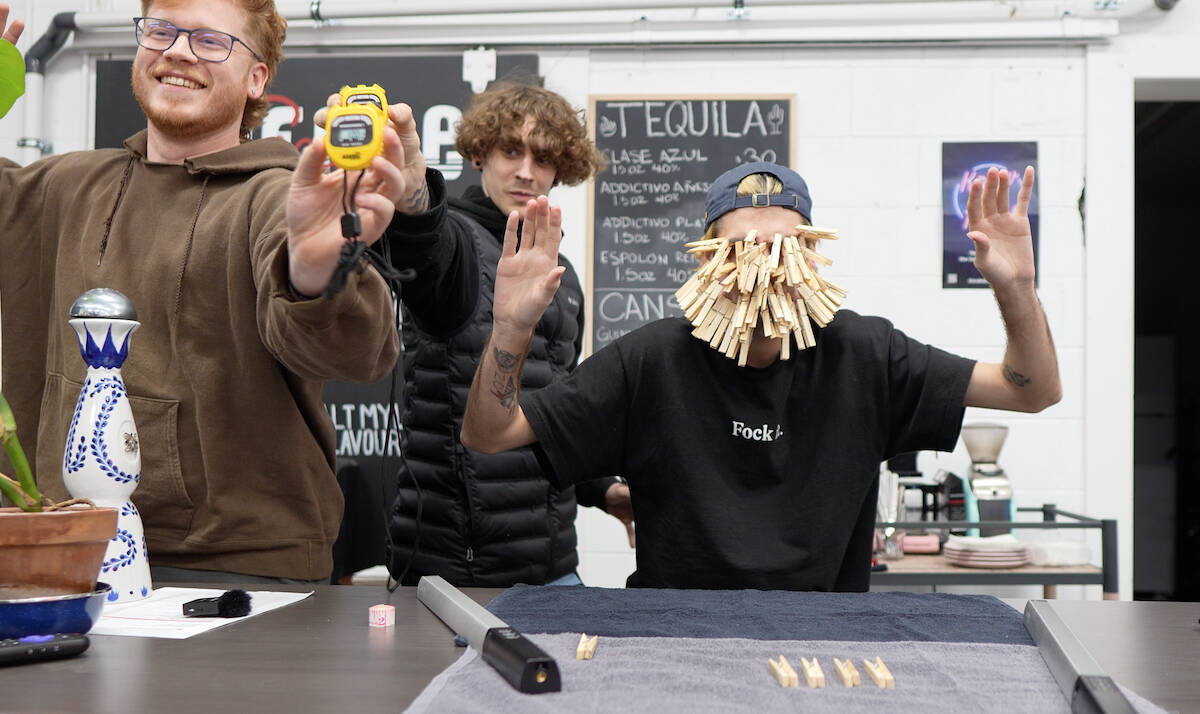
[1,25,117,600]
[0,392,117,597]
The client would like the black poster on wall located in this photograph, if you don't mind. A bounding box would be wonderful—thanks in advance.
[588,96,793,354]
[941,141,1039,289]
[97,53,537,196]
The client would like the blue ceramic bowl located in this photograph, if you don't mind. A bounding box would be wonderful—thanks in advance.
[0,582,110,639]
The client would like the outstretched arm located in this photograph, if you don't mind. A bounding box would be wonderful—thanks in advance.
[962,166,1062,412]
[461,197,564,453]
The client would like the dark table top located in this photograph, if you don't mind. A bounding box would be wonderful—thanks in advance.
[4,585,1198,713]
[3,583,503,713]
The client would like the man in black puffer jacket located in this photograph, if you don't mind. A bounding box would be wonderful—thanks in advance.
[381,82,632,586]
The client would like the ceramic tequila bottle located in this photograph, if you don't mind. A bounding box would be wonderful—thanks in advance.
[63,289,152,602]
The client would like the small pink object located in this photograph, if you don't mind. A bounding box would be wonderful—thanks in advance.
[903,534,942,554]
[369,604,395,627]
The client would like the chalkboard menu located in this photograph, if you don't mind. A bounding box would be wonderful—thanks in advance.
[587,95,793,354]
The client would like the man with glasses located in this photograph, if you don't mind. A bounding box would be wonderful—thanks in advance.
[0,1,415,583]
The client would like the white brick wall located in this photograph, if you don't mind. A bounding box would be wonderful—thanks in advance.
[0,0,108,162]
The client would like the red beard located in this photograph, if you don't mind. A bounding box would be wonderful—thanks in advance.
[130,60,247,141]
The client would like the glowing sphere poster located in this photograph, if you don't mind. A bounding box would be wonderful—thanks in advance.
[942,141,1038,289]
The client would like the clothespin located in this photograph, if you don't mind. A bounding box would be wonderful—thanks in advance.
[833,657,861,687]
[576,633,598,660]
[768,654,799,687]
[862,656,895,688]
[799,656,825,688]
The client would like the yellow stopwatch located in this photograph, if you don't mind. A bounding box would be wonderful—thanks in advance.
[339,83,388,114]
[324,84,388,171]
[325,105,384,171]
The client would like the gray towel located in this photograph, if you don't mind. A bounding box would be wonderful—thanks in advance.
[406,633,1167,714]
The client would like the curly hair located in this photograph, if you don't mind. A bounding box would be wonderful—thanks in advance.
[455,82,606,186]
[141,0,286,139]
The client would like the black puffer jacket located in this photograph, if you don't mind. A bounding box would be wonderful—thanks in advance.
[385,172,613,586]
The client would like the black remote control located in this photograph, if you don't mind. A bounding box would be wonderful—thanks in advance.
[0,633,90,666]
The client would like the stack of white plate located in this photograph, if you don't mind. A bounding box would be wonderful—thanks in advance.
[943,534,1030,569]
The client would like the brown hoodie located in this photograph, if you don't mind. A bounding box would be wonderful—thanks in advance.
[0,131,399,579]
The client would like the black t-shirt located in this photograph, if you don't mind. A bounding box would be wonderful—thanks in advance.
[521,312,975,591]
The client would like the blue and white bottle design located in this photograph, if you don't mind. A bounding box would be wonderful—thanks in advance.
[63,317,152,602]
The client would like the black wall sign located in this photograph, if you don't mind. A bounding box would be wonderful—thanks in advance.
[97,53,538,195]
[941,141,1039,289]
[587,95,793,353]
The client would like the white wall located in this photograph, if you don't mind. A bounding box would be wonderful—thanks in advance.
[0,0,105,159]
[4,0,1197,596]
[1,0,112,394]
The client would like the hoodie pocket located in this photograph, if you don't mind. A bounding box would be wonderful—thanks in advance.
[40,372,194,534]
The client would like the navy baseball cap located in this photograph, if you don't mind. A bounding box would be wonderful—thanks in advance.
[703,161,812,231]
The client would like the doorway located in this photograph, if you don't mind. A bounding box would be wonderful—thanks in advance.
[1133,98,1200,601]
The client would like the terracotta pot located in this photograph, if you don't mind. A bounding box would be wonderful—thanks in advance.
[0,506,118,597]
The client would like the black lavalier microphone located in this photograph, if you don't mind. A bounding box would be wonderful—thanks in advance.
[181,589,252,617]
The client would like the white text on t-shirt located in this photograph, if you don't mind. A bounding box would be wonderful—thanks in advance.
[731,421,784,442]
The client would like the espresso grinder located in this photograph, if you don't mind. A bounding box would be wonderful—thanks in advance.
[960,423,1016,537]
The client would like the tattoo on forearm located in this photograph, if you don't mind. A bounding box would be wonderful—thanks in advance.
[493,347,520,371]
[489,374,517,414]
[489,347,521,415]
[404,182,429,213]
[1004,364,1031,388]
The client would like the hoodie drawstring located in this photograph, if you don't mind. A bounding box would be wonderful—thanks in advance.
[173,174,210,328]
[97,155,136,267]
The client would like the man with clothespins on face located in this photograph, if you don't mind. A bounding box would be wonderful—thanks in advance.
[461,161,1061,591]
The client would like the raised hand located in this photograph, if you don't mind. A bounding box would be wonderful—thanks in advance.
[492,196,565,338]
[285,123,406,296]
[960,163,1062,413]
[1,4,24,45]
[0,4,24,119]
[966,165,1036,292]
[461,196,562,453]
[384,102,429,213]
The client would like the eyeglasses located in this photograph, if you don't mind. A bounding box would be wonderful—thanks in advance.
[133,17,262,63]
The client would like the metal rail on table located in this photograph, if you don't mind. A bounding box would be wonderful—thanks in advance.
[1024,600,1138,713]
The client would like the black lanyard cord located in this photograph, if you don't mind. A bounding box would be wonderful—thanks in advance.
[323,171,413,299]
